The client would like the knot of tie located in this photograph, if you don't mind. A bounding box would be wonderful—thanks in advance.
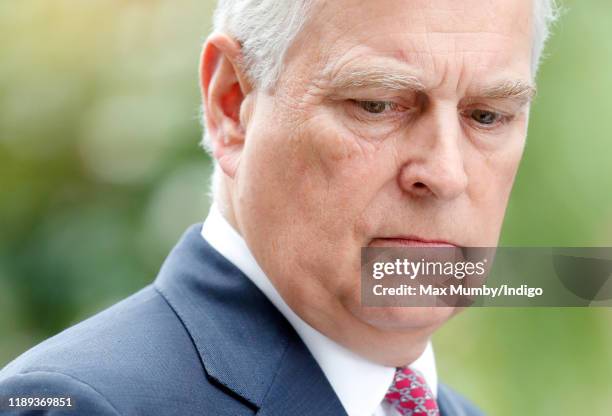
[384,366,439,416]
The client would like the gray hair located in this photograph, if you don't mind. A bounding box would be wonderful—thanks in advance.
[205,0,559,197]
[212,0,559,90]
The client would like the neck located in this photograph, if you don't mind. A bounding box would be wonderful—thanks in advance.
[216,175,241,234]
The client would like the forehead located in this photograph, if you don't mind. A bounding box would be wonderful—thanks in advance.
[289,0,534,87]
[311,0,533,33]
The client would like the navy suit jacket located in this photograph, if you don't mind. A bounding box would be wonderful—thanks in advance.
[0,225,483,415]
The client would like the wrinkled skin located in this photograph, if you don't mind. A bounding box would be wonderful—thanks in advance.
[202,0,534,366]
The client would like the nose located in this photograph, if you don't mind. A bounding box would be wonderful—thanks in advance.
[397,106,468,201]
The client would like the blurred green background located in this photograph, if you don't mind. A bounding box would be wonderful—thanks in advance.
[0,0,610,414]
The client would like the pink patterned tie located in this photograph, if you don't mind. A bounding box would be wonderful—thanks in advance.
[384,367,439,416]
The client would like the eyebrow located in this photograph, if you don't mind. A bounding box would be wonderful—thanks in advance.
[325,63,536,105]
[476,79,537,105]
[326,64,426,92]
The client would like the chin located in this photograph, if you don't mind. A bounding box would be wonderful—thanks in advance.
[351,305,457,332]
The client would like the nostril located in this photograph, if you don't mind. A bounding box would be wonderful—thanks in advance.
[413,182,426,189]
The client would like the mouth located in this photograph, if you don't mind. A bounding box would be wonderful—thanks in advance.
[368,237,459,248]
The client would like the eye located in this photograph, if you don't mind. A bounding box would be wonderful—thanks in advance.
[355,100,395,114]
[469,109,502,126]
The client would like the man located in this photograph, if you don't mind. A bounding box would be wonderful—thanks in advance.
[0,0,558,415]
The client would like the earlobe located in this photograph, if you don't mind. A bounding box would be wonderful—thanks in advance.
[213,114,248,179]
[200,34,252,179]
[214,142,242,179]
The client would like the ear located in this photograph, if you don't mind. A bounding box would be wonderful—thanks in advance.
[200,33,253,179]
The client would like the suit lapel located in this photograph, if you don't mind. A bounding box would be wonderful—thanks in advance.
[256,333,348,416]
[154,225,346,415]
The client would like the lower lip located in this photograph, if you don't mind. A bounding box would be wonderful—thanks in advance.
[369,238,458,248]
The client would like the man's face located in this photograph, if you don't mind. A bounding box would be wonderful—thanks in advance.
[232,0,534,340]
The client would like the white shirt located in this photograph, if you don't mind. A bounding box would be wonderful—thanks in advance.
[201,204,438,416]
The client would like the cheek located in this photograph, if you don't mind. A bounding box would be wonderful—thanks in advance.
[237,109,394,294]
[279,113,390,216]
[493,130,527,191]
[467,135,526,230]
[305,112,382,171]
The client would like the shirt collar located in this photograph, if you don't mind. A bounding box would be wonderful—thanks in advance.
[201,204,438,416]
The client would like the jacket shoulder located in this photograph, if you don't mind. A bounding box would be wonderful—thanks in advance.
[0,286,245,415]
[438,383,485,416]
[0,370,121,415]
[1,286,187,378]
